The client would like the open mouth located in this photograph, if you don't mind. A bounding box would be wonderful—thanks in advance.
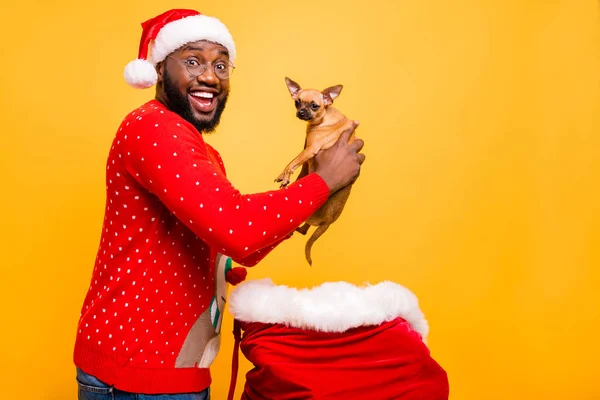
[189,91,217,113]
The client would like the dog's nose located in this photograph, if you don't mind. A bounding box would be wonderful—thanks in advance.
[297,109,309,119]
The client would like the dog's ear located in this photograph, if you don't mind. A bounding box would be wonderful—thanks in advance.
[322,85,343,105]
[285,77,302,98]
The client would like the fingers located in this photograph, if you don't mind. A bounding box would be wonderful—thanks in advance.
[345,120,364,165]
[337,120,360,145]
[351,137,365,153]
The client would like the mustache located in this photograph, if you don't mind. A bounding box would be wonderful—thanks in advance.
[189,85,219,93]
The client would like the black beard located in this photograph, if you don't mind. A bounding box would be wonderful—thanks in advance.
[162,66,228,134]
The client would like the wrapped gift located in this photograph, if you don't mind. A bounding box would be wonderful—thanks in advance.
[226,278,449,400]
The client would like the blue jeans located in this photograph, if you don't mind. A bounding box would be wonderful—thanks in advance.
[76,368,210,400]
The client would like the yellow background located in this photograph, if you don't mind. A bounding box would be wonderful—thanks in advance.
[1,0,599,399]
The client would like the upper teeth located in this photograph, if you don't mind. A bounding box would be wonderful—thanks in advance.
[192,92,213,99]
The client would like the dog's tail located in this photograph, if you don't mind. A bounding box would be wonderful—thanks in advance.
[305,223,330,266]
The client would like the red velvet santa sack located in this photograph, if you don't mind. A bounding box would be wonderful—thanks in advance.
[226,279,449,400]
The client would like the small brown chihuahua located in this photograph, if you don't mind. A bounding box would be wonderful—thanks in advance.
[276,77,356,266]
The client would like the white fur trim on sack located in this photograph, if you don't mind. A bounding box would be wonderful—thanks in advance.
[150,15,236,64]
[228,279,429,340]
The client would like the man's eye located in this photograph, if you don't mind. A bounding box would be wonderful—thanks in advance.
[185,59,199,66]
[214,63,227,70]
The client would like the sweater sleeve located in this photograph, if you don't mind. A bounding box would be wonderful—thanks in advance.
[204,144,293,267]
[123,115,330,260]
[232,233,293,267]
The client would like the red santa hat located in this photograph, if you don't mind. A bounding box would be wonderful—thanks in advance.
[124,9,237,89]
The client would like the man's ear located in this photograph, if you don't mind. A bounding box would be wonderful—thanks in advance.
[322,85,343,106]
[285,77,302,98]
[156,62,165,83]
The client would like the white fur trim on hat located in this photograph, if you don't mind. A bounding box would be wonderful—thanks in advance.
[228,278,429,341]
[124,14,236,89]
[124,59,158,89]
[151,14,236,65]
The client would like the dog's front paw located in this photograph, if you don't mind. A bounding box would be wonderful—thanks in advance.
[275,171,291,187]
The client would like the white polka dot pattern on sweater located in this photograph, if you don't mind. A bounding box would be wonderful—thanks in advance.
[74,100,330,383]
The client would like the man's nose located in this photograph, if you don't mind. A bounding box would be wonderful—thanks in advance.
[197,65,219,86]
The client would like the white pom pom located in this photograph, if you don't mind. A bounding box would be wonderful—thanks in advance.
[123,59,157,89]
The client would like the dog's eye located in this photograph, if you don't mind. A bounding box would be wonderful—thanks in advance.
[311,103,320,110]
[294,99,301,108]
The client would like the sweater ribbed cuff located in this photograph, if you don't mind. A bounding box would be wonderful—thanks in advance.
[297,172,330,210]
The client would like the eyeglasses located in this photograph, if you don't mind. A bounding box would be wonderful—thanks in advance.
[167,55,235,80]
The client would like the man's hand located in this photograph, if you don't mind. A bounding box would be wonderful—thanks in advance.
[313,121,365,194]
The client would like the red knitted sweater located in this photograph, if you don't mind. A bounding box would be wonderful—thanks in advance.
[73,100,330,394]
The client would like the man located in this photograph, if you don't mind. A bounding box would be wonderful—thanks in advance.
[73,8,365,399]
